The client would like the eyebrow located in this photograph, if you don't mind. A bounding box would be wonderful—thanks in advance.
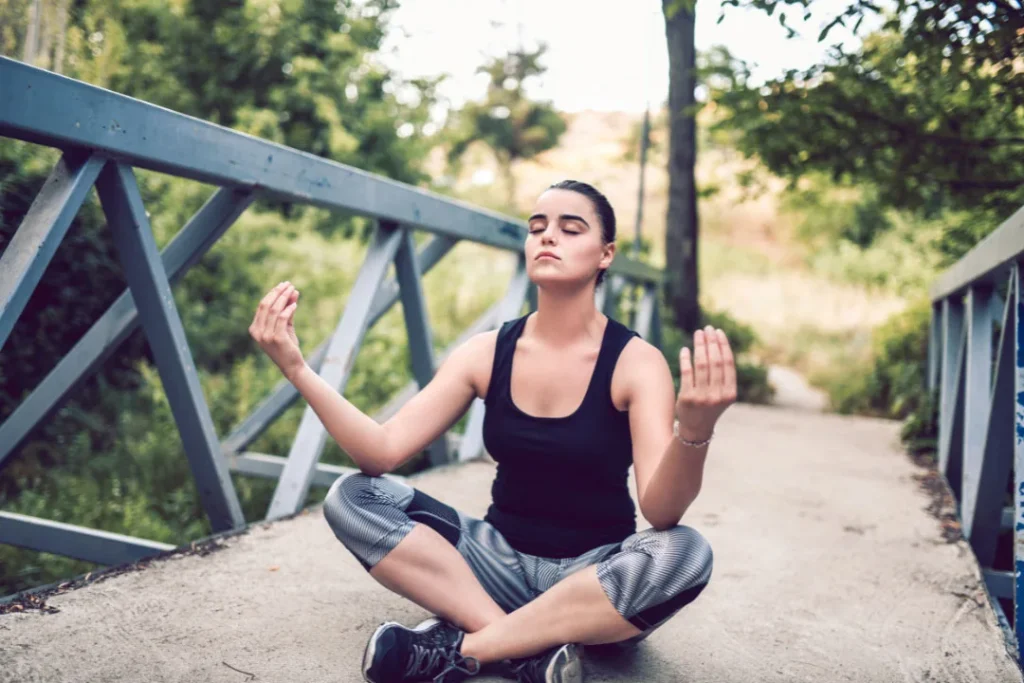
[527,213,591,229]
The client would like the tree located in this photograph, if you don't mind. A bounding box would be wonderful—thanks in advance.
[662,0,701,331]
[711,0,1024,216]
[446,44,566,210]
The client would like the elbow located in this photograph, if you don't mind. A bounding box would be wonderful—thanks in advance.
[357,463,390,478]
[639,504,682,531]
[639,496,692,531]
[355,450,395,478]
[646,516,682,532]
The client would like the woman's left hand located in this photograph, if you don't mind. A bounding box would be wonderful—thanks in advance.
[676,325,738,440]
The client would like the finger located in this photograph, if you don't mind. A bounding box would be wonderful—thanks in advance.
[273,301,298,341]
[678,346,694,397]
[706,325,724,390]
[253,281,288,334]
[717,329,737,398]
[286,290,299,329]
[692,329,709,389]
[264,284,294,337]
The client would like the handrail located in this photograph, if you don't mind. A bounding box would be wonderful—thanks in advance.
[0,57,661,283]
[926,201,1024,660]
[0,56,665,579]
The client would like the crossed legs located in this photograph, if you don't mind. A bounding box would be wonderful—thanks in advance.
[323,472,712,665]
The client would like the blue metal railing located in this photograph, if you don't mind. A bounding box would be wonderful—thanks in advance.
[0,56,663,573]
[927,203,1024,657]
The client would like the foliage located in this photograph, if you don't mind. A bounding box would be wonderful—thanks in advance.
[819,296,939,460]
[704,0,1020,464]
[706,3,1024,217]
[445,44,566,209]
[779,172,948,296]
[0,0,449,595]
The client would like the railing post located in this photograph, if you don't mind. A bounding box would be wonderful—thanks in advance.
[393,225,450,467]
[969,270,1017,566]
[928,301,941,393]
[939,296,966,484]
[1013,263,1024,652]
[961,285,994,542]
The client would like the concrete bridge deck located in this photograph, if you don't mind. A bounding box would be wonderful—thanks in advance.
[1,403,1019,682]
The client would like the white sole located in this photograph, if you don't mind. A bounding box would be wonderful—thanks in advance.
[361,617,444,682]
[545,643,583,683]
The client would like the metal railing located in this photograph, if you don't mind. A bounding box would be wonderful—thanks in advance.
[0,56,664,572]
[927,202,1024,656]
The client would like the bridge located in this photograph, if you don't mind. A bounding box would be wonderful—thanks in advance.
[0,55,1022,682]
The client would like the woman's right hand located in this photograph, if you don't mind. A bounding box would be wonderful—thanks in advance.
[250,281,306,382]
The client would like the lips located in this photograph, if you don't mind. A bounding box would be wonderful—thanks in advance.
[536,252,560,260]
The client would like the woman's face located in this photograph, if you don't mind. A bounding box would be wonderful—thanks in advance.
[525,188,614,290]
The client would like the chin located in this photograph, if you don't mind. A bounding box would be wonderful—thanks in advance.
[529,272,592,293]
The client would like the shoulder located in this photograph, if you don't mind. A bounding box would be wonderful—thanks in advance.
[615,334,674,405]
[618,335,670,377]
[451,328,499,366]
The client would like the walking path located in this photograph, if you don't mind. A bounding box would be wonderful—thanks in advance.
[1,403,1019,682]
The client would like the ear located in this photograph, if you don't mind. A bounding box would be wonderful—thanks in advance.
[600,241,616,271]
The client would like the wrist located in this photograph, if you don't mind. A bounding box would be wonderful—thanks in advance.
[286,361,312,385]
[673,419,714,446]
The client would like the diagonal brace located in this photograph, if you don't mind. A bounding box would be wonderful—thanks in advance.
[0,152,106,350]
[0,187,253,468]
[266,222,404,520]
[95,163,244,532]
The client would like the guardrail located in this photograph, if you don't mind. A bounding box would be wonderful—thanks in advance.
[0,57,664,573]
[927,203,1024,657]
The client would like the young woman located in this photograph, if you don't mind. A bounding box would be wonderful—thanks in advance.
[250,180,736,683]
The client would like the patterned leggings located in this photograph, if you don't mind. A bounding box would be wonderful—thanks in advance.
[322,472,713,644]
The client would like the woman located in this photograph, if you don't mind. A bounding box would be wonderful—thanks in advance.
[250,180,736,683]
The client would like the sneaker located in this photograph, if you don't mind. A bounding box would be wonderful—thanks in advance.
[509,643,583,683]
[362,617,481,682]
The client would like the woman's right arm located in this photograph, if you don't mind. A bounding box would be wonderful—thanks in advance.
[250,280,493,477]
[289,333,490,476]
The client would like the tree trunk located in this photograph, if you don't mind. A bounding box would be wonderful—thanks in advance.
[500,152,517,211]
[662,0,700,332]
[22,0,42,65]
[53,0,71,74]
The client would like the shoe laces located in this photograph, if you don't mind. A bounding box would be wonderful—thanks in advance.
[403,642,479,682]
[510,652,547,683]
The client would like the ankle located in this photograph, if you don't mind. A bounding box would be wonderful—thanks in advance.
[458,631,495,666]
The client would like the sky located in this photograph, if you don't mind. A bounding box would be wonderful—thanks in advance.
[379,0,880,114]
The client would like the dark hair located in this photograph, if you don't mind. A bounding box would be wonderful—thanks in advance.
[547,179,616,286]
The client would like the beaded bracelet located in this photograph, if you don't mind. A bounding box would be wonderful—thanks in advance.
[673,420,714,448]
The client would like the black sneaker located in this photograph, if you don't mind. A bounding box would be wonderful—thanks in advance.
[509,643,583,683]
[362,617,481,682]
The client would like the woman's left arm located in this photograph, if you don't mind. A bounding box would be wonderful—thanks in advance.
[629,326,737,530]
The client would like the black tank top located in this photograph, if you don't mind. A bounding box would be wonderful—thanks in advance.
[481,312,639,558]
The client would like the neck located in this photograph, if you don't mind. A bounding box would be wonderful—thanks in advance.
[529,283,605,347]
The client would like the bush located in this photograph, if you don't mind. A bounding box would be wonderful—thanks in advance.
[825,297,938,457]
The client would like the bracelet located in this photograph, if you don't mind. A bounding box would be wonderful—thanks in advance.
[673,420,714,448]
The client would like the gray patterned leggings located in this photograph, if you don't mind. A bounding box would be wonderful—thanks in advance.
[322,471,713,643]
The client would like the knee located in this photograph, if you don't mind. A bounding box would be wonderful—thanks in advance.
[321,471,375,538]
[672,525,713,584]
[652,525,713,587]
